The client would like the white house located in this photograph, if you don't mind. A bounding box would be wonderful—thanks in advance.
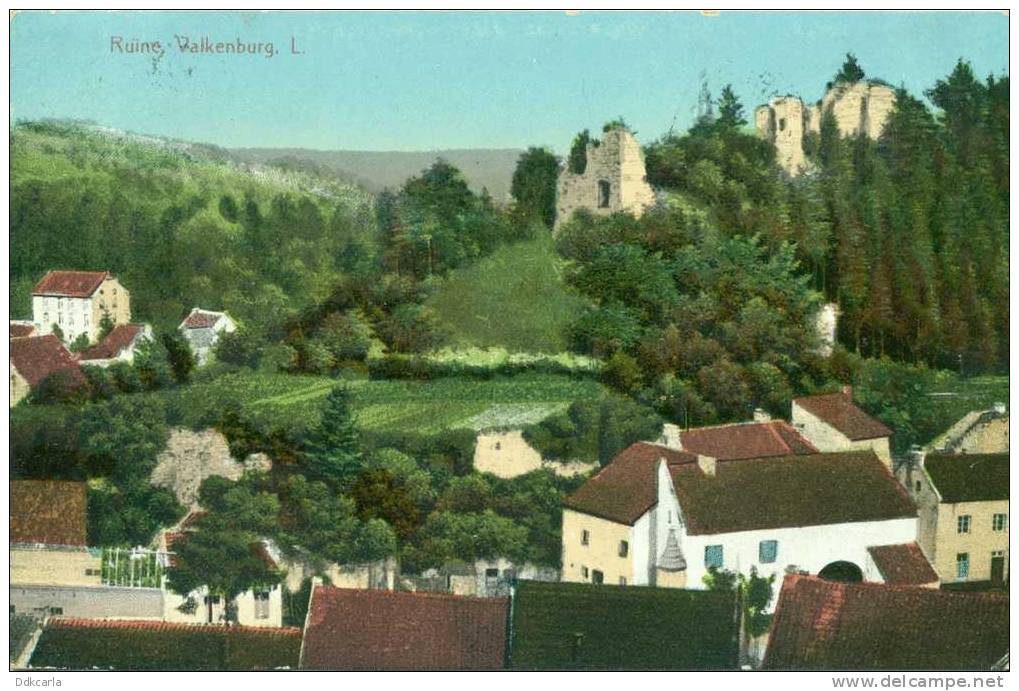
[791,387,893,467]
[178,308,237,365]
[77,324,153,367]
[562,442,923,609]
[31,270,131,344]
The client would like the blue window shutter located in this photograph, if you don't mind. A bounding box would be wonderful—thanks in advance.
[759,540,778,564]
[704,544,724,569]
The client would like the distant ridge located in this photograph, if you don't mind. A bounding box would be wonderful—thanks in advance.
[230,147,525,202]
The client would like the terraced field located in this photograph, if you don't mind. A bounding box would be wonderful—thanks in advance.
[174,371,606,435]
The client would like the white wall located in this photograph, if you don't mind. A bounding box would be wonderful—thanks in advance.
[164,585,282,627]
[33,296,95,343]
[791,403,891,466]
[679,517,918,610]
[631,510,652,586]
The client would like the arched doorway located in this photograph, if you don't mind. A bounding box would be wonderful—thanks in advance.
[818,560,863,583]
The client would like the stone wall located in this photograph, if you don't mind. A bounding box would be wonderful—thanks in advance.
[755,81,896,177]
[473,430,593,479]
[10,584,164,620]
[150,428,271,507]
[554,128,656,230]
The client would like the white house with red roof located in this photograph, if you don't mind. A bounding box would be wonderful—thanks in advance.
[178,308,237,365]
[31,270,131,344]
[791,386,893,467]
[562,438,928,608]
[77,324,153,367]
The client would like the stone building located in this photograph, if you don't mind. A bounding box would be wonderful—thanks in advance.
[554,126,656,230]
[755,80,897,176]
[31,270,131,344]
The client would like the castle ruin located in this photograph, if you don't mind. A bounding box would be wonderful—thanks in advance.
[554,127,656,230]
[755,80,897,176]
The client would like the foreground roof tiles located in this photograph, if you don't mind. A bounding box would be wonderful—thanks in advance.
[669,451,916,535]
[563,442,697,525]
[31,618,301,671]
[680,420,817,460]
[764,574,1008,670]
[924,453,1009,503]
[301,587,509,670]
[9,321,36,338]
[32,270,108,298]
[509,580,738,670]
[866,543,939,586]
[10,480,88,546]
[9,335,85,388]
[795,391,892,440]
[78,324,147,361]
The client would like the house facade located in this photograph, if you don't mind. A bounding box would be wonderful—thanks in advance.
[791,387,893,467]
[178,308,237,365]
[31,270,131,344]
[562,443,921,607]
[898,452,1008,586]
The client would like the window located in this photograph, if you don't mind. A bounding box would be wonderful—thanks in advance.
[204,595,221,605]
[705,545,724,569]
[619,577,627,586]
[591,570,604,585]
[254,591,270,619]
[993,514,1007,532]
[84,569,100,576]
[581,529,590,546]
[485,568,499,578]
[915,481,922,493]
[50,607,63,615]
[494,441,501,450]
[956,553,969,580]
[779,118,787,131]
[667,510,672,524]
[581,566,589,579]
[598,180,611,208]
[958,515,971,534]
[618,541,629,558]
[759,540,778,564]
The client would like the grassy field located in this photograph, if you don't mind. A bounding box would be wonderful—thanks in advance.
[169,370,607,435]
[425,232,590,353]
[919,373,1009,442]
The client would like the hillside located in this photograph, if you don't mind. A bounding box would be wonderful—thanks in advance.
[10,121,374,331]
[230,147,524,202]
[425,232,591,353]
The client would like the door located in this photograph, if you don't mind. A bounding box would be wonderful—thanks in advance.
[990,553,1005,587]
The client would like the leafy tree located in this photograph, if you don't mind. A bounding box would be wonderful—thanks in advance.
[302,386,362,490]
[68,333,91,353]
[349,468,420,539]
[716,84,747,129]
[510,147,560,229]
[214,329,264,369]
[275,474,362,570]
[162,332,196,384]
[50,323,64,341]
[165,479,281,623]
[833,52,865,84]
[355,518,398,563]
[29,370,88,405]
[567,129,592,175]
[412,510,529,570]
[79,396,169,483]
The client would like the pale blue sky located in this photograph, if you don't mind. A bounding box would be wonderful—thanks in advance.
[10,10,1009,152]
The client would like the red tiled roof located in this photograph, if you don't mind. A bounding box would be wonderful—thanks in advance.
[763,574,1008,670]
[669,451,916,535]
[866,543,939,586]
[47,617,300,638]
[10,480,87,546]
[680,420,817,460]
[9,335,85,388]
[78,324,146,361]
[10,322,36,338]
[564,442,698,525]
[794,392,892,441]
[301,587,509,670]
[32,270,108,297]
[181,309,224,329]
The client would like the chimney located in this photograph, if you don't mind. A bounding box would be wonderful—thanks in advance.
[660,423,682,450]
[753,408,771,423]
[842,384,853,400]
[697,455,716,477]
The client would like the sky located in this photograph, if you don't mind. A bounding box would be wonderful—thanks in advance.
[9,10,1009,153]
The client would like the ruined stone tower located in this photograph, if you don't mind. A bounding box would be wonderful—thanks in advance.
[755,80,896,176]
[554,127,656,230]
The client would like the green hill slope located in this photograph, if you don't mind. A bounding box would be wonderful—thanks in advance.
[425,232,590,353]
[10,121,374,331]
